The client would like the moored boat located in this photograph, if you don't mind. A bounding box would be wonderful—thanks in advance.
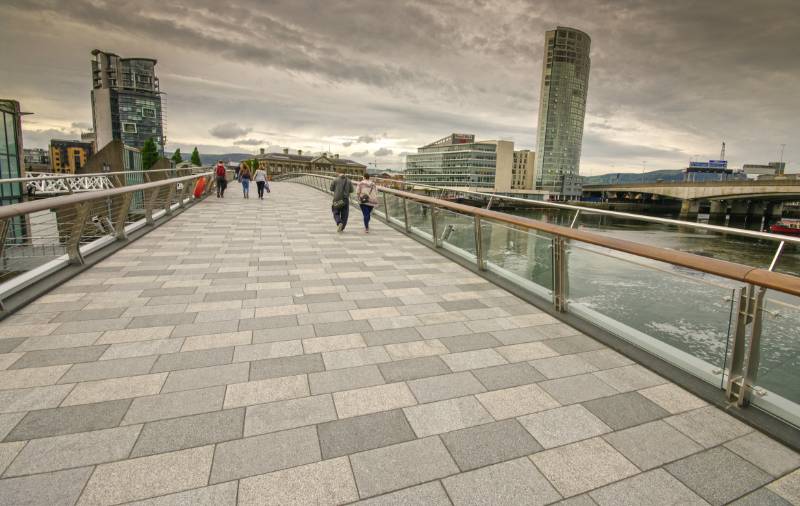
[770,218,800,236]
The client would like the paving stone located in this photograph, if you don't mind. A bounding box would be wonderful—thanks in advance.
[592,364,666,392]
[443,457,560,505]
[531,437,640,498]
[530,354,599,379]
[100,338,184,360]
[79,445,215,505]
[350,436,459,498]
[518,404,612,449]
[12,333,100,353]
[161,362,249,392]
[439,299,487,311]
[0,337,27,354]
[210,425,321,483]
[151,347,234,372]
[664,405,753,447]
[5,424,142,476]
[124,482,238,506]
[438,332,502,353]
[0,364,70,390]
[59,355,157,383]
[539,373,619,404]
[407,371,485,403]
[542,334,604,354]
[496,342,559,362]
[362,327,423,346]
[604,420,702,470]
[768,470,800,504]
[314,320,372,337]
[385,339,449,360]
[0,384,74,413]
[551,494,597,505]
[0,441,24,475]
[309,364,385,394]
[239,315,299,331]
[322,346,391,370]
[303,333,365,353]
[441,349,507,372]
[583,392,669,430]
[637,383,707,414]
[665,447,772,505]
[318,409,416,459]
[476,383,560,419]
[181,330,251,351]
[376,356,448,383]
[223,374,309,409]
[244,394,336,436]
[403,396,493,437]
[253,325,316,343]
[417,322,471,339]
[0,412,25,440]
[589,468,707,505]
[6,398,131,441]
[442,418,543,471]
[62,372,167,406]
[577,348,634,370]
[250,353,325,379]
[471,362,546,390]
[334,382,417,418]
[490,327,552,345]
[725,431,800,477]
[131,408,244,457]
[128,312,197,329]
[730,488,794,506]
[355,481,451,506]
[123,385,225,424]
[7,345,106,370]
[0,467,93,506]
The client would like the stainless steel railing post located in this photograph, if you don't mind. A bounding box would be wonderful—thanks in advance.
[403,198,410,233]
[474,215,485,271]
[553,236,568,312]
[431,205,439,248]
[65,202,91,265]
[112,193,134,240]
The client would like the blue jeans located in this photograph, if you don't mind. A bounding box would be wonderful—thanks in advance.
[360,204,374,229]
[332,204,349,230]
[241,177,250,195]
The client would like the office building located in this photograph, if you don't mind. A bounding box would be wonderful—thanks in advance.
[23,148,49,169]
[255,149,366,178]
[81,131,97,151]
[90,49,165,154]
[50,139,94,173]
[0,99,28,238]
[405,133,537,193]
[742,162,786,177]
[534,27,591,198]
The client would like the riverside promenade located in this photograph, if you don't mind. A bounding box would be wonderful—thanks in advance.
[0,182,798,505]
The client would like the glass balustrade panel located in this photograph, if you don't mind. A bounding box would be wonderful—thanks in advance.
[406,199,433,242]
[481,220,554,298]
[437,208,477,260]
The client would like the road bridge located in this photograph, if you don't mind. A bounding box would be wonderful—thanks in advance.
[0,182,797,504]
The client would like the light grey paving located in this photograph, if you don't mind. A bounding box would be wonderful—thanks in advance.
[355,482,452,506]
[131,408,244,457]
[378,355,452,382]
[403,395,493,437]
[664,405,753,447]
[471,362,546,390]
[407,371,486,403]
[125,481,238,506]
[519,404,612,449]
[603,420,702,470]
[5,398,131,441]
[244,394,336,436]
[161,362,249,393]
[441,418,543,471]
[583,392,669,430]
[724,431,800,476]
[443,457,561,505]
[589,468,707,505]
[0,467,93,506]
[238,457,358,506]
[318,408,417,459]
[309,364,385,394]
[123,385,225,424]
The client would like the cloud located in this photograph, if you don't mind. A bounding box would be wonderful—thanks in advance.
[233,138,267,146]
[70,121,92,130]
[357,135,377,144]
[21,128,79,148]
[374,147,393,157]
[209,122,252,139]
[350,150,369,157]
[342,141,353,147]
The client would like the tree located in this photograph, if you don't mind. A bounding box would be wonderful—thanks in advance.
[170,148,183,165]
[141,137,159,170]
[190,147,201,166]
[250,158,259,170]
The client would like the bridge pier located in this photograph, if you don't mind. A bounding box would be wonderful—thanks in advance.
[709,200,727,223]
[679,199,700,219]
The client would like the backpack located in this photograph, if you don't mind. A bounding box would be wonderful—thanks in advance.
[215,165,226,177]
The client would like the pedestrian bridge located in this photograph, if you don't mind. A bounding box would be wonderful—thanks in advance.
[0,179,798,505]
[584,179,800,201]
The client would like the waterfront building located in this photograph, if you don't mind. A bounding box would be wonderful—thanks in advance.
[682,160,746,182]
[512,150,535,190]
[534,27,591,198]
[255,148,366,178]
[743,162,786,177]
[90,49,165,154]
[0,99,28,238]
[81,131,97,151]
[23,148,49,169]
[50,139,94,174]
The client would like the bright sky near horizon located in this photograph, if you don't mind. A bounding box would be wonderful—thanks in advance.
[2,0,798,174]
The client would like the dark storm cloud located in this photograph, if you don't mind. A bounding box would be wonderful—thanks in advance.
[350,150,369,157]
[209,123,252,139]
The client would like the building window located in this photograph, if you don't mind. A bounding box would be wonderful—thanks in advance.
[142,107,156,118]
[123,123,137,134]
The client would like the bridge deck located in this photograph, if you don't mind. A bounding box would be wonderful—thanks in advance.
[0,182,797,505]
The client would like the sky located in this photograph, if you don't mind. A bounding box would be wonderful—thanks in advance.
[2,0,798,174]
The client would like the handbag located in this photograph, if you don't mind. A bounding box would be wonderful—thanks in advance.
[359,193,370,204]
[332,199,347,209]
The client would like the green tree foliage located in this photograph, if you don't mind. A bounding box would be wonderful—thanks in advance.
[190,147,201,166]
[170,148,183,165]
[249,158,259,170]
[141,137,159,170]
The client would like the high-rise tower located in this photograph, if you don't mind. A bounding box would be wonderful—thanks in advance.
[534,27,591,198]
[90,49,165,154]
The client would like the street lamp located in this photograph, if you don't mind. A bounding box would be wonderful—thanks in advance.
[641,161,647,183]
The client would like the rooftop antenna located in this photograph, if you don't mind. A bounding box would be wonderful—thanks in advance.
[720,141,726,161]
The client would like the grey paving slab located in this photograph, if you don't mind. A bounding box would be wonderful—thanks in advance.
[665,447,772,505]
[79,445,215,505]
[253,325,316,343]
[15,332,99,352]
[0,441,24,475]
[407,371,486,403]
[150,346,233,372]
[592,364,666,392]
[59,355,157,383]
[443,457,561,505]
[51,307,127,322]
[441,348,508,372]
[603,420,702,470]
[249,353,324,379]
[471,362,546,390]
[350,436,460,498]
[318,408,416,459]
[589,468,707,506]
[123,385,225,424]
[730,488,794,506]
[5,398,131,442]
[530,354,599,379]
[0,383,74,414]
[239,315,298,331]
[403,395,493,437]
[0,364,70,390]
[223,374,309,409]
[315,319,372,337]
[238,457,359,506]
[439,332,502,353]
[362,327,423,346]
[244,394,336,436]
[334,382,417,418]
[5,424,142,476]
[0,337,26,354]
[62,372,167,406]
[518,404,612,449]
[8,344,108,369]
[0,467,93,506]
[378,355,451,382]
[125,482,238,506]
[441,418,543,471]
[539,373,619,404]
[128,312,197,329]
[309,364,385,394]
[542,334,605,354]
[476,383,560,419]
[664,405,753,448]
[131,408,244,457]
[209,425,321,483]
[0,412,25,440]
[355,481,452,506]
[583,392,669,430]
[724,431,800,477]
[768,469,800,503]
[531,437,640,498]
[161,362,249,393]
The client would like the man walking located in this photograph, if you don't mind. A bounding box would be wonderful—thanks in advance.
[330,173,353,232]
[215,160,227,198]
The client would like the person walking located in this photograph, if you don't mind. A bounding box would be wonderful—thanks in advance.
[254,166,268,200]
[356,173,378,233]
[240,163,252,199]
[215,160,227,198]
[329,172,353,232]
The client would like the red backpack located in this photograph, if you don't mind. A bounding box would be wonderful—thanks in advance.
[215,164,226,177]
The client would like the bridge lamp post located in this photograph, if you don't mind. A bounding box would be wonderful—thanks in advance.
[641,161,647,184]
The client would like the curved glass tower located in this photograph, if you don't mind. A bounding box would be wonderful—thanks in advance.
[534,27,591,198]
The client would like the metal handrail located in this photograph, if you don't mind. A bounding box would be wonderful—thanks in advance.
[289,173,800,297]
[0,166,211,185]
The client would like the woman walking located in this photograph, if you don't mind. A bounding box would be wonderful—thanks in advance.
[356,173,378,233]
[254,166,268,200]
[240,163,252,199]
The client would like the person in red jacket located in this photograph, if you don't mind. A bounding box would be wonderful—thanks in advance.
[215,161,227,198]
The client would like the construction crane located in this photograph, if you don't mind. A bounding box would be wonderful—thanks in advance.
[720,141,726,161]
